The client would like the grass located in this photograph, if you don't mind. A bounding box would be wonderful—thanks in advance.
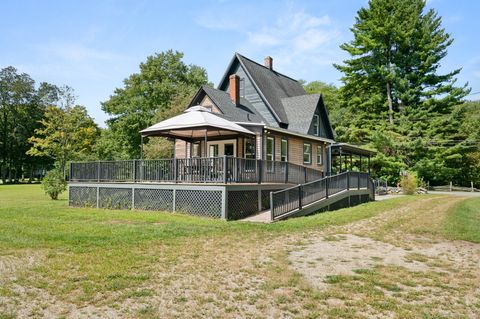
[0,184,478,318]
[443,197,480,243]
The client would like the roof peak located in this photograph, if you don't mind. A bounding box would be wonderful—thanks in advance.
[234,52,300,84]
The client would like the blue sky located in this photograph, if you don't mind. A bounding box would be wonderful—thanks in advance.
[1,0,479,126]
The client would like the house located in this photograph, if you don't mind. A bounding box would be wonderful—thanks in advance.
[172,53,335,173]
[68,53,374,221]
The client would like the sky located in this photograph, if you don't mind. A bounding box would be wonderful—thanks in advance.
[1,0,479,126]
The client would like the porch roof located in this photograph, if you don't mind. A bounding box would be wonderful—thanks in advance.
[330,143,375,156]
[140,105,255,141]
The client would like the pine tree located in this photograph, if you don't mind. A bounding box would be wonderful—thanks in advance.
[335,0,470,184]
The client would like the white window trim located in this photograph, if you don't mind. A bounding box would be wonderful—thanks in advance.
[316,145,323,166]
[303,143,311,164]
[280,138,288,162]
[244,137,256,159]
[266,136,275,162]
[313,114,319,136]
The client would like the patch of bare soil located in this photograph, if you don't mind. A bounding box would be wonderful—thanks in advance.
[289,234,430,290]
[288,196,480,317]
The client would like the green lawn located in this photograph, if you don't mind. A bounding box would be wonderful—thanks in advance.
[444,197,480,243]
[0,184,478,318]
[0,184,421,251]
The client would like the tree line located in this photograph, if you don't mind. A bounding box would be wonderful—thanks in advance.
[305,0,479,187]
[1,0,478,188]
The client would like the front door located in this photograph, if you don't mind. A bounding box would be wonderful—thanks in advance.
[224,143,234,156]
[207,139,236,157]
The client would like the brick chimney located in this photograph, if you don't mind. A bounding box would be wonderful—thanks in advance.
[264,56,273,70]
[229,74,240,106]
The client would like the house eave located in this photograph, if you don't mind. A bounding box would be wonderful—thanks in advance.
[264,126,335,144]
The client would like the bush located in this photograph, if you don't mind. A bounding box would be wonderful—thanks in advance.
[42,169,67,200]
[400,172,418,195]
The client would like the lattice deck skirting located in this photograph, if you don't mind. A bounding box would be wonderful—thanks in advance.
[68,183,287,220]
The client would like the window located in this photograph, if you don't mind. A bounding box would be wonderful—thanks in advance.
[266,137,274,161]
[303,143,311,164]
[316,145,323,165]
[244,138,256,159]
[313,114,319,136]
[192,143,200,157]
[280,139,288,162]
[209,144,218,157]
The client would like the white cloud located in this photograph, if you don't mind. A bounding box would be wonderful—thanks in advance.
[235,9,342,80]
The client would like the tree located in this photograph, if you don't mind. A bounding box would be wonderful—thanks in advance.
[334,0,470,185]
[101,50,208,159]
[41,169,67,200]
[28,102,99,177]
[0,67,47,183]
[142,88,198,159]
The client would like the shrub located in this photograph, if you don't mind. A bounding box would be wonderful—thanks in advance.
[42,169,67,200]
[400,172,418,195]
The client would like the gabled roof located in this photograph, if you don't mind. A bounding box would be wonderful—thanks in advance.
[282,94,335,139]
[218,53,306,125]
[189,85,266,124]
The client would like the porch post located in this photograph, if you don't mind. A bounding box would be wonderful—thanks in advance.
[368,155,371,175]
[339,147,343,173]
[204,130,208,157]
[140,135,144,159]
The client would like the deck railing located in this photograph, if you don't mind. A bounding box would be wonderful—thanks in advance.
[69,156,324,184]
[270,171,374,220]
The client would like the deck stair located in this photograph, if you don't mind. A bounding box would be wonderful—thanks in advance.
[269,171,375,221]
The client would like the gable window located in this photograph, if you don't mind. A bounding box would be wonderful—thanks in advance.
[316,145,323,165]
[266,137,274,162]
[280,139,288,162]
[303,143,311,164]
[313,114,320,136]
[244,138,256,159]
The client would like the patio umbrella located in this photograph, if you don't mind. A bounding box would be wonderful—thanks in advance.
[140,105,255,156]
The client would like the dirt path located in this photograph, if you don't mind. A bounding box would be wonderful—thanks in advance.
[288,196,480,318]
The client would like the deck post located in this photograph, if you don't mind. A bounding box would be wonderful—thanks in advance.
[257,159,262,184]
[223,155,227,184]
[358,171,361,190]
[325,177,329,199]
[347,171,350,190]
[298,185,303,210]
[304,166,307,183]
[131,186,135,209]
[270,191,274,221]
[133,159,137,183]
[173,158,178,183]
[285,163,289,184]
[97,161,100,182]
[96,186,99,208]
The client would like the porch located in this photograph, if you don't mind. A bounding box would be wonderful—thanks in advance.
[69,156,324,185]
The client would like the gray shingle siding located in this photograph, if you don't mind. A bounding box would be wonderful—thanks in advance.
[222,63,278,126]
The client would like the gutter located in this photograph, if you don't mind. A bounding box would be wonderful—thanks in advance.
[264,126,335,144]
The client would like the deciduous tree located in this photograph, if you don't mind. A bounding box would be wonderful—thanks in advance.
[101,50,208,159]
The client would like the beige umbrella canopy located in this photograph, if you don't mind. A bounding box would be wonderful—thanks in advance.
[140,105,255,156]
